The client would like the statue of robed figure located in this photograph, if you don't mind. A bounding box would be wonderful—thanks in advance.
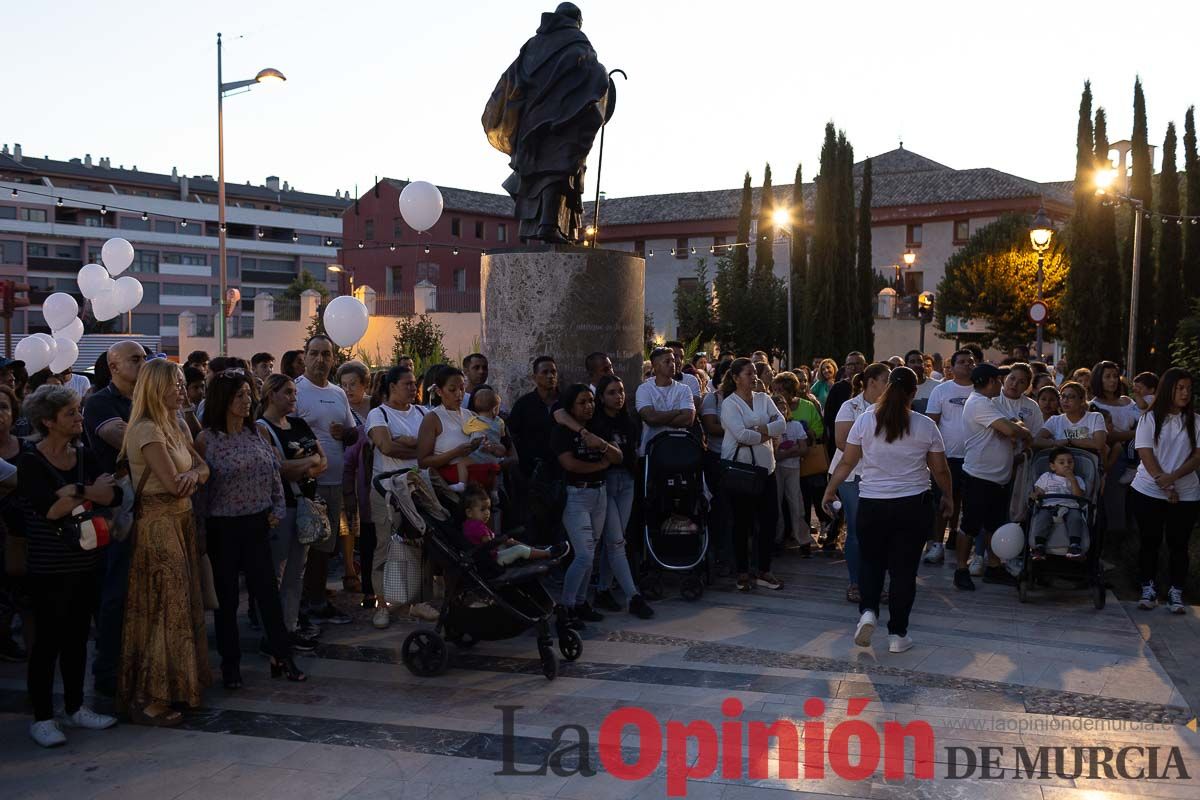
[482,2,616,244]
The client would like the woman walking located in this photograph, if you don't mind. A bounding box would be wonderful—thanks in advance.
[720,357,787,592]
[257,374,326,646]
[823,368,954,653]
[1130,368,1200,614]
[117,359,211,726]
[197,371,304,688]
[19,385,121,747]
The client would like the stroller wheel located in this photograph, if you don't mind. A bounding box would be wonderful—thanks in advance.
[680,575,704,602]
[1017,577,1029,604]
[1093,581,1106,610]
[402,630,449,677]
[538,644,559,680]
[558,629,583,662]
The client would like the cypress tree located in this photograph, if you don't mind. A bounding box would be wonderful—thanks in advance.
[755,164,775,278]
[856,158,874,359]
[1155,123,1183,371]
[807,123,841,360]
[733,172,752,290]
[792,164,809,362]
[835,131,858,354]
[1092,108,1125,366]
[1183,107,1200,300]
[1063,82,1098,367]
[1130,77,1155,370]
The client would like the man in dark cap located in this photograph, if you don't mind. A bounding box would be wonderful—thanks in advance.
[483,2,616,243]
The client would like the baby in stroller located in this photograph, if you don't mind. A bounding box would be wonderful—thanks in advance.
[1030,447,1087,560]
[461,483,554,566]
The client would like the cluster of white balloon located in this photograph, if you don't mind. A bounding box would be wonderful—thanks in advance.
[321,181,444,348]
[13,237,147,374]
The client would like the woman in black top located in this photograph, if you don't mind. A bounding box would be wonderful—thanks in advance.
[551,384,622,629]
[589,375,654,619]
[0,384,27,662]
[18,385,121,747]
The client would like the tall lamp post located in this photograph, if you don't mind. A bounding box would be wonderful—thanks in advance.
[327,264,355,296]
[1095,168,1144,376]
[1029,204,1054,360]
[772,207,796,368]
[216,32,285,355]
[917,291,934,352]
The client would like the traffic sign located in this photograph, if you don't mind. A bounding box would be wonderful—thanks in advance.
[1029,301,1048,324]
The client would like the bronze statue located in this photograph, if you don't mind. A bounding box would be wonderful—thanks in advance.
[482,2,616,244]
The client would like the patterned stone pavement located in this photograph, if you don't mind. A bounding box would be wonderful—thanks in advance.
[1,551,1198,799]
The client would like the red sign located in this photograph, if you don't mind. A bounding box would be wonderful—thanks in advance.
[1029,302,1048,324]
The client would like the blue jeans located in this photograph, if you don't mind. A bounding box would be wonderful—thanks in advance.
[92,535,132,689]
[838,479,861,585]
[599,470,638,599]
[561,485,607,607]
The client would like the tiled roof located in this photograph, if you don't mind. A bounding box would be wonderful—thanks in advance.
[383,178,514,217]
[854,147,952,175]
[0,151,351,209]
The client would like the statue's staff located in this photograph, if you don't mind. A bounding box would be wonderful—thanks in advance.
[591,68,627,246]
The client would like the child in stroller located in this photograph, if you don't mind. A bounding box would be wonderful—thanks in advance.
[1030,447,1087,560]
[462,483,555,566]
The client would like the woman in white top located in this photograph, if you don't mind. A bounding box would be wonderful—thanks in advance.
[822,368,954,654]
[1034,381,1107,456]
[719,357,787,592]
[365,366,432,629]
[1130,368,1200,614]
[417,366,485,490]
[829,362,890,603]
[1089,360,1142,529]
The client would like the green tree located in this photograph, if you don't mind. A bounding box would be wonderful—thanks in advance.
[733,173,752,289]
[805,124,842,362]
[1155,122,1184,371]
[1091,108,1125,368]
[673,259,718,343]
[1130,77,1155,368]
[935,214,1069,351]
[1063,82,1102,368]
[1184,107,1200,300]
[281,271,330,304]
[755,164,775,276]
[391,313,446,363]
[790,164,809,363]
[856,157,874,359]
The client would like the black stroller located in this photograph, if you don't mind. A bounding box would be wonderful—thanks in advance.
[373,468,581,680]
[1014,448,1107,608]
[639,430,710,601]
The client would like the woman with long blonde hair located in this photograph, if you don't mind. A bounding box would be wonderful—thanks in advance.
[116,359,210,726]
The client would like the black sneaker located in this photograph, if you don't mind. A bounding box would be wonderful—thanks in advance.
[297,620,322,639]
[307,602,351,625]
[1066,542,1084,559]
[0,637,26,662]
[575,602,604,622]
[594,589,621,612]
[288,633,318,652]
[954,568,976,591]
[1031,544,1047,560]
[561,607,585,631]
[628,594,655,620]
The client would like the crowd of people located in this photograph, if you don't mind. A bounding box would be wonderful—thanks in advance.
[0,333,1195,748]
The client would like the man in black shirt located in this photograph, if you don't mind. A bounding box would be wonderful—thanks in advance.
[508,356,561,477]
[822,351,867,461]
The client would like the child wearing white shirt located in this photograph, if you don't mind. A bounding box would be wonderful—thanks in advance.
[772,394,812,553]
[1030,448,1087,560]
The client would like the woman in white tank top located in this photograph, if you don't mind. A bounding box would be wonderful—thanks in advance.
[416,366,481,489]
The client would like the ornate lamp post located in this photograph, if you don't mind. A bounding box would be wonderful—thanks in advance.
[1095,167,1144,375]
[1029,204,1054,360]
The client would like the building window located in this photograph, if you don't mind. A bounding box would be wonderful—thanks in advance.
[162,252,209,266]
[26,243,48,258]
[634,240,645,257]
[119,216,151,232]
[713,235,727,253]
[451,218,461,238]
[0,240,22,264]
[154,219,176,234]
[132,250,159,273]
[194,316,214,336]
[19,208,47,223]
[393,217,404,238]
[497,223,507,243]
[0,207,15,220]
[54,245,81,260]
[387,266,403,294]
[161,283,209,297]
[83,215,104,227]
[903,272,924,295]
[474,221,484,239]
[675,237,688,259]
[364,219,375,240]
[131,313,158,335]
[677,277,699,294]
[906,224,923,248]
[161,313,178,328]
[140,282,159,304]
[302,261,327,279]
[453,268,467,291]
[953,219,970,244]
[416,262,440,285]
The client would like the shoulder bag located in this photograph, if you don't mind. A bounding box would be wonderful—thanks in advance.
[261,420,333,547]
[721,444,768,496]
[35,446,112,551]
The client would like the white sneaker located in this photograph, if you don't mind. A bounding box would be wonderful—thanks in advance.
[888,634,914,653]
[1138,583,1157,610]
[968,555,984,577]
[854,610,877,647]
[61,707,116,730]
[409,602,440,622]
[1167,587,1186,614]
[372,606,391,629]
[29,720,66,747]
[922,542,945,564]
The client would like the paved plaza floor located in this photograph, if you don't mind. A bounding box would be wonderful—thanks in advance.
[1,550,1199,799]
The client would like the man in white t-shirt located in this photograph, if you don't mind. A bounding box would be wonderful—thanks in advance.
[956,364,1032,591]
[295,335,357,624]
[635,347,695,455]
[922,349,976,563]
[905,350,938,414]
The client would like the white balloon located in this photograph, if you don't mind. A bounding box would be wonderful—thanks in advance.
[53,317,85,343]
[113,276,144,313]
[30,333,58,364]
[78,263,112,300]
[398,181,444,232]
[91,289,121,322]
[14,336,52,373]
[49,338,79,374]
[990,522,1025,561]
[322,295,369,347]
[42,292,79,331]
[101,238,135,276]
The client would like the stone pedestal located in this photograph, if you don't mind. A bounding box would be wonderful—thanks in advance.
[481,245,645,406]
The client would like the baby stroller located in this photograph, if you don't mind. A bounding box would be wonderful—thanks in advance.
[373,468,581,680]
[1014,448,1106,608]
[639,430,710,601]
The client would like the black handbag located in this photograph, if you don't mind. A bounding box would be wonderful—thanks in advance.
[721,444,768,496]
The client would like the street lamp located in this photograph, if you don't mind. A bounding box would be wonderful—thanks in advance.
[772,206,795,368]
[327,264,354,296]
[895,249,916,291]
[1095,167,1143,375]
[1029,204,1054,360]
[216,32,286,355]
